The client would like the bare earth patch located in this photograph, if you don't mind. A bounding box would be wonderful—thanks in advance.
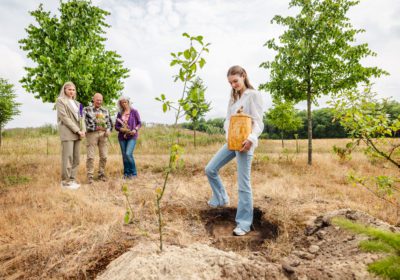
[97,209,399,280]
[200,207,279,251]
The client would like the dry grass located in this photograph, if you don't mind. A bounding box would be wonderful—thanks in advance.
[0,128,399,279]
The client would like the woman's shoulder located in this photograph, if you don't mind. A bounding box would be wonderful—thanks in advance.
[56,96,67,105]
[246,88,261,96]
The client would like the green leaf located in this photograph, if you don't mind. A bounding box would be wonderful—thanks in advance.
[124,211,131,224]
[163,103,167,113]
[184,50,191,59]
[121,183,128,194]
[199,58,206,68]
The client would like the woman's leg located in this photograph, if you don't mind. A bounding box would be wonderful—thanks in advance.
[61,140,73,184]
[234,151,253,232]
[70,140,81,182]
[205,144,235,206]
[125,139,137,176]
[118,140,129,177]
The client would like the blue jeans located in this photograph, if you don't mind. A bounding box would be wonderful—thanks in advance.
[118,139,137,177]
[205,144,253,232]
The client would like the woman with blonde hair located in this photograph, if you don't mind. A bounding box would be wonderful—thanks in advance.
[56,82,86,189]
[115,96,141,178]
[205,66,265,236]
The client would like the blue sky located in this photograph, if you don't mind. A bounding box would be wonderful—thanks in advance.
[1,0,399,128]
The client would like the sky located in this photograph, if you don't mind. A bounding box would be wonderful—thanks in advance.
[1,0,399,128]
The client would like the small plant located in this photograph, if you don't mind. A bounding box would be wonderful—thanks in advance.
[331,86,400,169]
[4,175,30,186]
[154,32,210,251]
[278,148,296,163]
[347,171,400,219]
[333,140,358,162]
[294,133,299,153]
[122,183,135,225]
[333,217,400,280]
[179,77,211,147]
[332,87,400,220]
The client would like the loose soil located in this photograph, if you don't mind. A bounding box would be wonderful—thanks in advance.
[97,208,400,280]
[200,207,279,251]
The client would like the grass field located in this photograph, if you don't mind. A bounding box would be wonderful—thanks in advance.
[0,126,398,279]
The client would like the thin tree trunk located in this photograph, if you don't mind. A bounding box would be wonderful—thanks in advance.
[281,131,284,148]
[0,126,2,148]
[307,87,312,165]
[194,129,196,148]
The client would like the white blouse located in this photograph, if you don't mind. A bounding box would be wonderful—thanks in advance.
[68,99,79,117]
[223,89,266,154]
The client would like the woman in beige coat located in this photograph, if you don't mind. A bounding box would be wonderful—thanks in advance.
[56,82,86,189]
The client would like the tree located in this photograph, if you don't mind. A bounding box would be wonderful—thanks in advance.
[19,0,129,106]
[0,78,21,147]
[259,0,388,165]
[331,86,400,217]
[264,99,302,147]
[312,108,347,138]
[155,33,210,251]
[180,77,211,147]
[331,86,400,169]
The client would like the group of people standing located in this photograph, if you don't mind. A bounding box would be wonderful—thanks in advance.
[56,65,265,236]
[56,81,141,189]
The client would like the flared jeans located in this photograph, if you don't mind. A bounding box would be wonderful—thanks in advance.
[205,144,253,232]
[118,139,137,177]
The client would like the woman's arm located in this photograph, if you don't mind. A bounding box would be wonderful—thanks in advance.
[115,112,122,131]
[134,110,142,130]
[247,92,265,144]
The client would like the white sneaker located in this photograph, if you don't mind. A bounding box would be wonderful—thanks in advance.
[61,181,80,190]
[233,227,249,236]
[69,181,81,189]
[207,200,230,208]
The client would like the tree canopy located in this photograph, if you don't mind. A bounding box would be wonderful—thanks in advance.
[0,78,21,146]
[19,0,129,106]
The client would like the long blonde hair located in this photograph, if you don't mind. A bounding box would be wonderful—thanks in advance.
[227,65,254,103]
[59,81,76,99]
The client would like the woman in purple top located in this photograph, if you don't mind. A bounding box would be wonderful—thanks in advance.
[115,96,141,178]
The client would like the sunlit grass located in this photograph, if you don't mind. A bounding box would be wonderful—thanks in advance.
[0,126,399,278]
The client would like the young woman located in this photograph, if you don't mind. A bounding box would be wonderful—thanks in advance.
[56,81,86,189]
[115,96,141,178]
[205,65,265,236]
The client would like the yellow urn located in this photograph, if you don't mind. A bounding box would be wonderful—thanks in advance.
[228,107,252,151]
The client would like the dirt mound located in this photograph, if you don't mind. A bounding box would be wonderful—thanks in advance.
[96,242,281,280]
[281,209,400,280]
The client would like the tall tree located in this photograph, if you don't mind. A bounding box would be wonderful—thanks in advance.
[259,0,388,165]
[180,77,211,147]
[0,78,21,147]
[264,99,302,147]
[19,0,129,106]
